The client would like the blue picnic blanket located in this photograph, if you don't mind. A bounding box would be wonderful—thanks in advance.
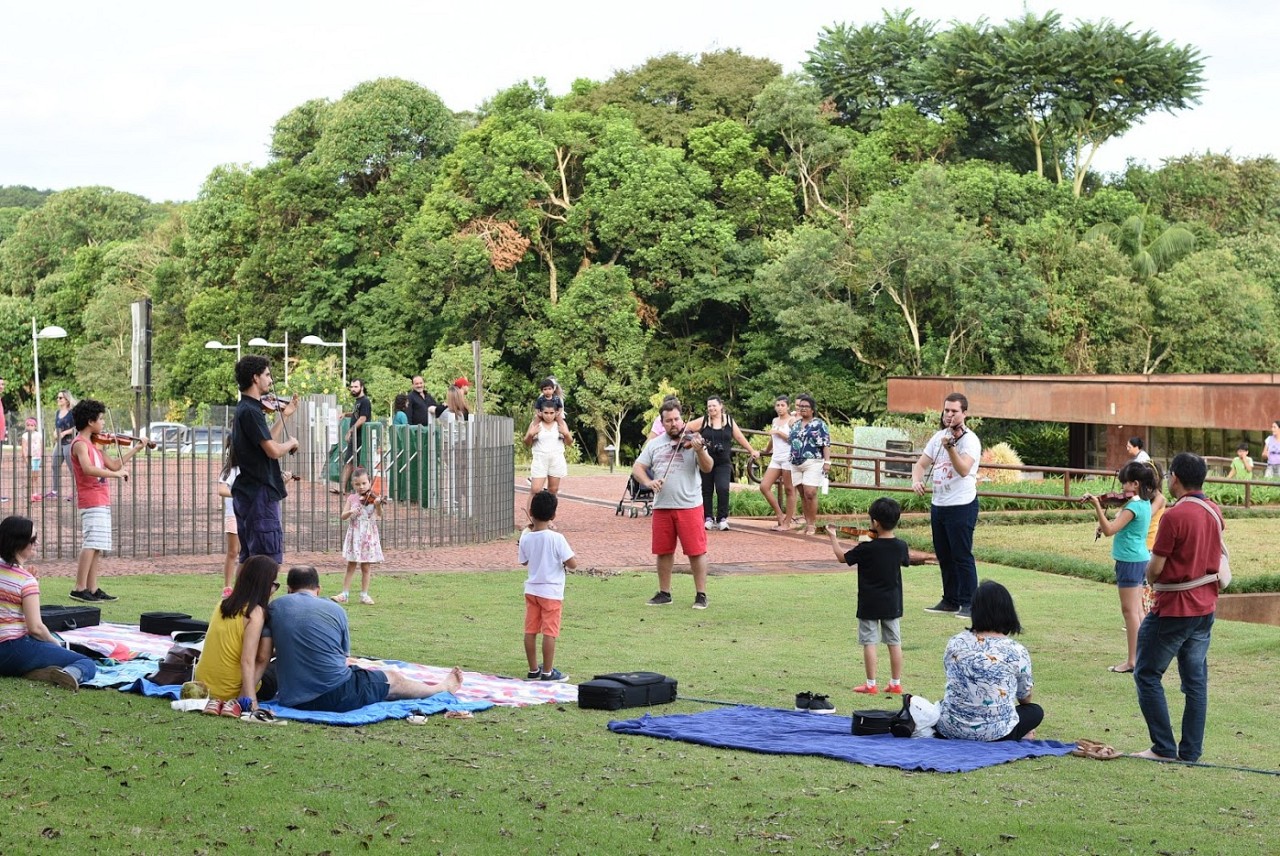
[120,677,493,725]
[608,706,1075,773]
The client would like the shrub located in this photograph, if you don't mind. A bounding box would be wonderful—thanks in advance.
[981,442,1024,484]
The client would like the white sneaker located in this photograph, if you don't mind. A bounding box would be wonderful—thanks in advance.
[704,517,714,530]
[717,519,729,531]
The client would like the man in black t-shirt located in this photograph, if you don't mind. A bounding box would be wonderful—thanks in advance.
[337,378,371,494]
[829,497,910,697]
[406,375,438,426]
[231,356,299,564]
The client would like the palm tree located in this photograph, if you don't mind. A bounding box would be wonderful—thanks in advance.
[1084,207,1195,281]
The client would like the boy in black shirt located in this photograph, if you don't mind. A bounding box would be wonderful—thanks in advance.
[828,497,909,695]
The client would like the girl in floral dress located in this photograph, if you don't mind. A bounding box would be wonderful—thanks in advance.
[332,468,384,605]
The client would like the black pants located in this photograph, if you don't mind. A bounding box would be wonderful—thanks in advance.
[999,703,1045,740]
[701,458,732,521]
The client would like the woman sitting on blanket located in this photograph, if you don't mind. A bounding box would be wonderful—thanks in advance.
[937,580,1044,741]
[0,515,97,690]
[194,555,278,718]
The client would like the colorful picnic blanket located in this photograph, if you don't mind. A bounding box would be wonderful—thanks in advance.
[61,623,579,723]
[608,706,1076,773]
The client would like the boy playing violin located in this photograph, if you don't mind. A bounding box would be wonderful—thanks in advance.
[828,497,911,695]
[69,399,144,602]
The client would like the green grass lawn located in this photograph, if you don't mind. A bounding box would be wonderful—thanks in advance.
[4,549,1278,854]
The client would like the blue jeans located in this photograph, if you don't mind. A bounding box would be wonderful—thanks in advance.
[0,634,98,681]
[931,499,979,608]
[1134,611,1213,762]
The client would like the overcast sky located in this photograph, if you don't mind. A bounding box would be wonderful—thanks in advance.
[2,0,1273,203]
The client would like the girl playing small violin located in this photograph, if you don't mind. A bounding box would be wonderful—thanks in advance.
[1083,461,1158,674]
[332,468,384,606]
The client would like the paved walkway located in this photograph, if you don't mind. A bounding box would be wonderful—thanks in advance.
[30,475,846,579]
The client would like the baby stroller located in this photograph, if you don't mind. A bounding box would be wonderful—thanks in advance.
[615,474,654,518]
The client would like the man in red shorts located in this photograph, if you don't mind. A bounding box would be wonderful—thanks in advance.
[633,400,715,609]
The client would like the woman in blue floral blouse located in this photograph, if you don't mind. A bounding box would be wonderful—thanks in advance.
[787,394,830,536]
[937,580,1044,741]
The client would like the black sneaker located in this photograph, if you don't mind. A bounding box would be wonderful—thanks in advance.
[69,589,96,603]
[955,605,972,619]
[540,668,568,682]
[794,691,813,711]
[807,694,836,714]
[91,589,118,602]
[924,600,960,614]
[692,592,708,610]
[646,591,673,606]
[526,664,542,681]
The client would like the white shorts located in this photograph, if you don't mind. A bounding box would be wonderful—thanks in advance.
[793,458,826,487]
[80,506,112,552]
[530,450,567,479]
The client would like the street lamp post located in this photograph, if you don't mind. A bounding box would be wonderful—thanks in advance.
[247,332,289,385]
[300,329,347,386]
[204,335,242,362]
[32,318,68,429]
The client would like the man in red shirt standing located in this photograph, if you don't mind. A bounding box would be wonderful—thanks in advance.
[1133,452,1222,762]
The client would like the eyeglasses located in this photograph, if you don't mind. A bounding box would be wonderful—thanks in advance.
[29,535,39,545]
[271,581,281,592]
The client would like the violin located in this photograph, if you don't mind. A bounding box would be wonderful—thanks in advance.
[260,393,293,414]
[360,490,387,507]
[92,432,157,450]
[831,525,877,539]
[1084,491,1135,509]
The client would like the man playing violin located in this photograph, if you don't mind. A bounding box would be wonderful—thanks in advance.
[633,400,715,609]
[69,399,144,602]
[911,392,982,620]
[231,356,299,566]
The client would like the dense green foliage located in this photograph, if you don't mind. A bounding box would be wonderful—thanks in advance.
[1,12,1276,460]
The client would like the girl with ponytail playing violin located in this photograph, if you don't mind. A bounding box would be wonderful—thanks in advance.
[68,399,144,602]
[1083,461,1158,674]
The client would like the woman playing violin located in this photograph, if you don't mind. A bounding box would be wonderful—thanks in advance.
[69,399,142,602]
[1083,461,1158,674]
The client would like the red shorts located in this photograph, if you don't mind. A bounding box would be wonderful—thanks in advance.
[651,506,707,558]
[524,594,563,637]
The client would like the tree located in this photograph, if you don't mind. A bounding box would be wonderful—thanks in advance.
[924,13,1204,195]
[567,50,781,146]
[804,11,937,132]
[535,266,651,462]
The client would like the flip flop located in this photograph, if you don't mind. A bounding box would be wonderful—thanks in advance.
[240,709,286,725]
[1108,665,1134,674]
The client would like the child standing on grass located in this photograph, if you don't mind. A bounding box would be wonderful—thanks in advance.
[1084,461,1156,674]
[519,491,576,682]
[828,497,910,695]
[332,467,384,606]
[69,399,143,602]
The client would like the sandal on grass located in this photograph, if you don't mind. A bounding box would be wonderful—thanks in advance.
[241,709,286,725]
[1071,739,1120,760]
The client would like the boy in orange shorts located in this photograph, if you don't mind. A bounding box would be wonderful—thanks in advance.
[518,491,576,681]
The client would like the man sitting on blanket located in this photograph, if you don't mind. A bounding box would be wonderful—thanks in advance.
[265,566,462,712]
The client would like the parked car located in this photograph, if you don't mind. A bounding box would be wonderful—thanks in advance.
[180,427,230,456]
[147,422,190,451]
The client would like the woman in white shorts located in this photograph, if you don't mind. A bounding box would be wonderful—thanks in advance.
[523,397,571,520]
[760,395,798,530]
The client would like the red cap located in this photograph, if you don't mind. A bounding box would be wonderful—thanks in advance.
[453,377,470,389]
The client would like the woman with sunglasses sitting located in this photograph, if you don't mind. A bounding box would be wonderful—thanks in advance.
[194,555,280,717]
[0,516,97,690]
